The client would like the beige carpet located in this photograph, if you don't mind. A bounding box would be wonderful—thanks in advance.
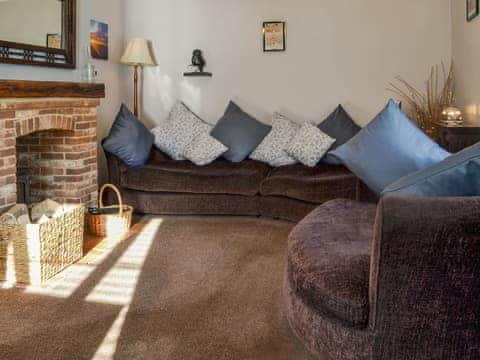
[0,216,314,360]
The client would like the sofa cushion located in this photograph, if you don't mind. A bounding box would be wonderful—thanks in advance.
[103,104,154,167]
[382,141,480,197]
[181,132,228,166]
[211,101,272,163]
[151,102,212,160]
[330,100,450,194]
[287,199,377,327]
[319,105,361,165]
[250,113,299,167]
[120,157,271,196]
[260,164,359,204]
[286,123,336,167]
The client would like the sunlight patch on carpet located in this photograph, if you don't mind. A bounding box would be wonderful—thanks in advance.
[87,218,162,359]
[86,218,162,305]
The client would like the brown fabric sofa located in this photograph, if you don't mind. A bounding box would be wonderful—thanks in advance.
[285,196,480,359]
[104,146,375,222]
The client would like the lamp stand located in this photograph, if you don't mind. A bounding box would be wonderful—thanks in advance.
[133,64,139,117]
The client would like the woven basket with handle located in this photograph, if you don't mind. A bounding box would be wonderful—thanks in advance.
[85,183,133,237]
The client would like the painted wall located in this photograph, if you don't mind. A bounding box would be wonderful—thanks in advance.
[0,0,62,47]
[452,0,480,123]
[124,0,452,128]
[0,0,125,184]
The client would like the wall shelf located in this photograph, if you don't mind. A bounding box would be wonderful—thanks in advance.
[183,72,213,77]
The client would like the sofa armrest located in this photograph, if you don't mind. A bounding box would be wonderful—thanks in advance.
[102,139,128,186]
[369,195,480,358]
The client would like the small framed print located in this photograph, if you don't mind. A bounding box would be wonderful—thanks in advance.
[90,19,109,60]
[467,0,479,22]
[46,33,62,49]
[263,21,286,52]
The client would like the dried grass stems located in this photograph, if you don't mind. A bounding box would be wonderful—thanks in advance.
[388,62,455,137]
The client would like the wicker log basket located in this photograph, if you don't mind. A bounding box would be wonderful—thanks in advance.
[86,184,133,237]
[0,204,84,286]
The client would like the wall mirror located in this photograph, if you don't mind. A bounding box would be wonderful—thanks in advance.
[0,0,76,68]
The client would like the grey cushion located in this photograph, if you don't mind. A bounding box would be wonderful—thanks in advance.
[103,104,154,168]
[330,100,450,194]
[319,105,361,165]
[211,101,271,163]
[382,142,480,196]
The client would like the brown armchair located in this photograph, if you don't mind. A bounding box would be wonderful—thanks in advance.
[286,196,480,359]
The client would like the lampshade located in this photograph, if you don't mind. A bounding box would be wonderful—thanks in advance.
[120,38,156,66]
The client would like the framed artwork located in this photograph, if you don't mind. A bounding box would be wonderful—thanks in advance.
[90,19,109,60]
[46,33,62,49]
[263,21,286,52]
[467,0,479,22]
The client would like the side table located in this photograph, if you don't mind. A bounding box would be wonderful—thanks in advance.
[437,122,480,153]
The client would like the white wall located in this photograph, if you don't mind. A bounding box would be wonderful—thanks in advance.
[452,0,480,123]
[124,0,452,128]
[0,0,125,184]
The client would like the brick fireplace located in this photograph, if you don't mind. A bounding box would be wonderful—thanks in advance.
[0,80,105,211]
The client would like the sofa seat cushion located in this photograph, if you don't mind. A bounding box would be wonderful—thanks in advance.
[260,164,359,204]
[120,158,271,196]
[287,199,377,327]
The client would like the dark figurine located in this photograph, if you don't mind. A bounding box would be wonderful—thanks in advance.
[191,49,206,73]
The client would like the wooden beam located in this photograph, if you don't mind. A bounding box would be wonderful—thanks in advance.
[0,80,105,99]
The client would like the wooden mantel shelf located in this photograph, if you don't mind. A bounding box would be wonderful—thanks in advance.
[0,80,105,99]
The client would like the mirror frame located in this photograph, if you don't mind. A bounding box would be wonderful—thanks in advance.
[0,0,76,69]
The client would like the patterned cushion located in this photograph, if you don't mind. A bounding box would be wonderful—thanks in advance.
[152,102,212,160]
[182,133,228,166]
[250,113,299,167]
[286,123,336,167]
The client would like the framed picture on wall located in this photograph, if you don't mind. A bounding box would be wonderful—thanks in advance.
[263,21,286,52]
[90,19,109,60]
[467,0,479,22]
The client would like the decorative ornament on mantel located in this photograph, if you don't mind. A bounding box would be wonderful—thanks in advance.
[388,62,456,140]
[120,38,156,117]
[81,45,98,83]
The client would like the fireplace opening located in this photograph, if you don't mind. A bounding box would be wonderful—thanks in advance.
[0,97,101,212]
[16,129,76,205]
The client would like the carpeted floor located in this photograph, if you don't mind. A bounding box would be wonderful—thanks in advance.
[0,216,315,360]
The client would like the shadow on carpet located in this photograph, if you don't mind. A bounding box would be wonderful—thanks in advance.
[0,216,314,360]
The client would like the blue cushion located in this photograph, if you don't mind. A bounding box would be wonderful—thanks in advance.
[382,142,480,196]
[319,105,361,165]
[103,104,154,167]
[211,101,271,162]
[330,100,450,194]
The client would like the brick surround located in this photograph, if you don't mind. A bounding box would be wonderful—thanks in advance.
[0,98,101,211]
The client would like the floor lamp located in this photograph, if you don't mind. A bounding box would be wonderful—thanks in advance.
[120,38,156,117]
